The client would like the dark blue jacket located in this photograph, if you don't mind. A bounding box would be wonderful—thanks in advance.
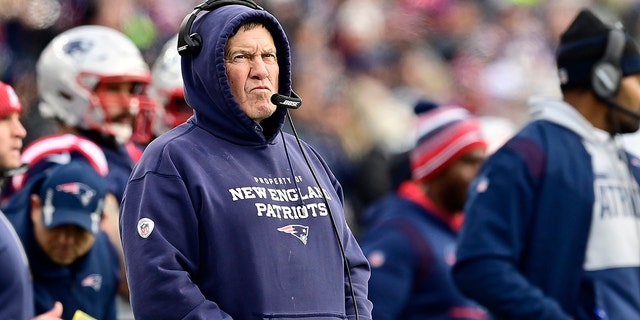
[453,99,640,319]
[360,181,487,320]
[119,4,372,320]
[4,179,120,320]
[0,212,34,320]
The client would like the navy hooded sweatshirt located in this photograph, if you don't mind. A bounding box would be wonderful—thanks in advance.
[453,97,640,319]
[119,4,373,320]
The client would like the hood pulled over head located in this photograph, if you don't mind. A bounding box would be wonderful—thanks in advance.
[181,4,292,144]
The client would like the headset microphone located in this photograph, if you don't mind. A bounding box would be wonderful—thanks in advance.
[604,99,640,120]
[271,90,302,109]
[590,26,640,121]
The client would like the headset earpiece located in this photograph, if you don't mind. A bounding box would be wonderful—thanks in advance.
[592,27,626,100]
[177,0,263,57]
[177,14,203,56]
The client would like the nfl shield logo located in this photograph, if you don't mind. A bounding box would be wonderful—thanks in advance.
[137,218,155,239]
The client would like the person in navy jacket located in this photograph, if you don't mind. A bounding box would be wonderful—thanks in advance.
[4,160,120,320]
[119,1,373,319]
[453,8,640,320]
[0,81,64,320]
[360,101,489,319]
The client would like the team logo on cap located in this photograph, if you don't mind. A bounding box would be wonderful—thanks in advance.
[63,39,94,57]
[57,182,96,206]
[137,218,155,239]
[277,224,309,245]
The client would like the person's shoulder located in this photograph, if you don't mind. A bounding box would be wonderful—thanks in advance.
[361,193,415,228]
[146,123,199,150]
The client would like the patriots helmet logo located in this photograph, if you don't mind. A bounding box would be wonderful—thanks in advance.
[63,39,94,57]
[277,225,309,245]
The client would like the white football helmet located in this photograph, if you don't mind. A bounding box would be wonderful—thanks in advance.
[147,34,192,136]
[36,25,155,144]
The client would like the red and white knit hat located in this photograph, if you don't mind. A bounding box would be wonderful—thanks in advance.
[0,81,22,118]
[410,104,487,182]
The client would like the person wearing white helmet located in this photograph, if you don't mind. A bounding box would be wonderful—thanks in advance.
[148,34,192,138]
[16,24,155,320]
[34,24,155,201]
[125,34,193,163]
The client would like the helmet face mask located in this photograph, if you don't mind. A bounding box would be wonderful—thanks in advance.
[37,25,155,144]
[163,88,191,129]
[149,35,191,137]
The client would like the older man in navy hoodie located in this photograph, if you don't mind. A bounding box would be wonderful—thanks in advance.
[119,1,373,319]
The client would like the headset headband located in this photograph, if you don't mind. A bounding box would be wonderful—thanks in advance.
[177,0,263,57]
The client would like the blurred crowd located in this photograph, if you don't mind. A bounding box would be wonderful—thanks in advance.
[1,0,640,234]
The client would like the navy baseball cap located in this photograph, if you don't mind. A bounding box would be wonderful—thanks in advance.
[39,160,107,235]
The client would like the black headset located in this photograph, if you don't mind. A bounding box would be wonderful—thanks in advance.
[592,26,626,100]
[177,0,263,57]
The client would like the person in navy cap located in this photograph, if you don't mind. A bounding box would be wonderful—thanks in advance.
[4,160,120,320]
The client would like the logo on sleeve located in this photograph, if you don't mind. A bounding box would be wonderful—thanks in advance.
[277,224,309,245]
[81,274,103,291]
[475,176,489,193]
[137,218,155,239]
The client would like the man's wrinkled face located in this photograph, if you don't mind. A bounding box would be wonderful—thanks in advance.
[225,24,279,123]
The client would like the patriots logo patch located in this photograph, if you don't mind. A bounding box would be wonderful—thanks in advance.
[81,274,102,291]
[277,224,309,245]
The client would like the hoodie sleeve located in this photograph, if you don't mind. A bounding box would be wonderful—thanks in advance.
[119,171,233,319]
[452,139,571,320]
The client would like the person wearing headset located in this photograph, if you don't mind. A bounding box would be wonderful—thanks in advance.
[452,8,640,320]
[118,1,373,319]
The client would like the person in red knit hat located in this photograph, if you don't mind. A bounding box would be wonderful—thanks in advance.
[359,100,489,320]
